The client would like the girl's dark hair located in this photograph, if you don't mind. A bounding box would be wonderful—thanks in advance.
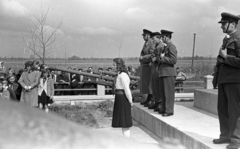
[113,58,128,75]
[8,75,16,81]
[40,69,50,78]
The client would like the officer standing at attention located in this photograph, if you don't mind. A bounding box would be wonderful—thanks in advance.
[139,29,155,107]
[157,29,177,117]
[213,12,240,149]
[148,32,165,110]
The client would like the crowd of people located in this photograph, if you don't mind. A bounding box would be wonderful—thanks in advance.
[0,60,54,112]
[52,65,135,96]
[0,59,137,104]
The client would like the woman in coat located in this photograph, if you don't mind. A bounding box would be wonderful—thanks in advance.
[18,61,40,107]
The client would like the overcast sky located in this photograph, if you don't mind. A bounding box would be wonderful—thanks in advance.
[0,0,240,58]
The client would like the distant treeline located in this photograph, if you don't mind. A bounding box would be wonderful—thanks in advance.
[0,55,217,61]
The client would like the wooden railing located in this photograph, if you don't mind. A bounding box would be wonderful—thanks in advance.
[53,75,214,96]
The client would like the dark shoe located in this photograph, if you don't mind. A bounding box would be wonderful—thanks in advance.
[154,105,161,112]
[213,138,231,144]
[162,113,173,117]
[148,101,159,109]
[227,142,240,149]
[158,111,165,114]
[140,99,149,105]
[144,100,153,107]
[141,94,152,105]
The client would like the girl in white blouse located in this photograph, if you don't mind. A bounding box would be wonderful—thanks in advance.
[111,58,133,138]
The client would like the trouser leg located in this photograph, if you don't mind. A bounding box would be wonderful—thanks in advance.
[163,77,175,114]
[223,84,240,143]
[159,77,165,112]
[155,77,161,102]
[218,84,230,139]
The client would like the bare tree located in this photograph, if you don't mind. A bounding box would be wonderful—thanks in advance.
[111,34,124,57]
[24,7,63,64]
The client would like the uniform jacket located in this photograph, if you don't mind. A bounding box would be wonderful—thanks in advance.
[139,39,155,94]
[140,38,155,64]
[157,41,177,77]
[38,78,54,97]
[218,31,240,84]
[18,70,39,106]
[153,41,165,68]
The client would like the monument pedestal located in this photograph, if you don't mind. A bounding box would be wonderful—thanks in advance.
[132,103,224,149]
[194,89,218,115]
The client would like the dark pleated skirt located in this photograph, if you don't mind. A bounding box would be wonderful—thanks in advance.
[38,91,50,105]
[112,90,133,128]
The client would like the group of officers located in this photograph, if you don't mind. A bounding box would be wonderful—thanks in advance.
[139,28,177,117]
[138,12,240,149]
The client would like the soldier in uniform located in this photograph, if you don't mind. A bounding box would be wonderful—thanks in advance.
[147,32,165,110]
[139,29,155,107]
[213,12,240,149]
[157,29,177,117]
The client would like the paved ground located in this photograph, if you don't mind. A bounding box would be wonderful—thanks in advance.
[96,115,161,144]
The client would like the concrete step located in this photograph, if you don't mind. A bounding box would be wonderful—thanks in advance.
[194,89,218,115]
[132,103,225,149]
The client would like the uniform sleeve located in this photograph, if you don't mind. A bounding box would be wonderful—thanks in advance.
[120,73,132,104]
[223,39,240,68]
[161,45,177,65]
[141,54,152,63]
[156,44,165,63]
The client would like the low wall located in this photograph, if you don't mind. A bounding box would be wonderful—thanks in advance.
[193,89,218,115]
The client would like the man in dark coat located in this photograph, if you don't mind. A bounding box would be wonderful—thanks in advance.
[147,32,165,110]
[157,29,177,117]
[212,12,240,149]
[139,29,155,107]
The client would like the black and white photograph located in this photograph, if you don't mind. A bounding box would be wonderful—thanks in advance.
[0,0,240,149]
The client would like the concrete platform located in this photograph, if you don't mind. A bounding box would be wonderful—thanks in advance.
[194,89,218,115]
[132,103,225,149]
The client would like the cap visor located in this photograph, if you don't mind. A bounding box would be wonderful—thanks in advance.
[218,20,228,23]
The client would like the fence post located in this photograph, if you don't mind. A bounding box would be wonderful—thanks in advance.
[204,75,213,89]
[70,100,75,106]
[97,85,105,96]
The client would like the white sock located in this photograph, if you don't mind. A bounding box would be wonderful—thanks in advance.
[122,128,130,138]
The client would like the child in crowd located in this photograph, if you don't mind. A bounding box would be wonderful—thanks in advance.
[7,68,15,78]
[0,80,17,100]
[38,69,54,112]
[0,61,6,73]
[8,75,21,101]
[0,81,8,100]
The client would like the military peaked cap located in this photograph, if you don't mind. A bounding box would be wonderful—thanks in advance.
[161,29,173,35]
[142,29,152,36]
[150,32,161,38]
[218,12,240,23]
